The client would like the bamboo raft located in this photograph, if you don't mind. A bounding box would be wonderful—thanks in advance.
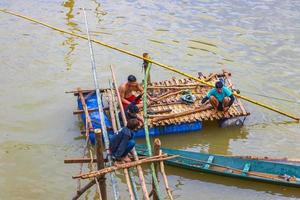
[70,70,249,139]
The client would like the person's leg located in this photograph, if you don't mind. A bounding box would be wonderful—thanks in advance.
[222,97,230,117]
[122,139,135,157]
[209,96,219,110]
[222,97,230,108]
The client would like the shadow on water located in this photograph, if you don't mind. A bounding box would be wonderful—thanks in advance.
[137,120,248,155]
[62,0,80,70]
[166,165,300,198]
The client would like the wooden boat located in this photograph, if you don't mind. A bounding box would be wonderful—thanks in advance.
[135,144,300,187]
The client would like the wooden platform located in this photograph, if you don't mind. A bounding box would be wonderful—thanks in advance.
[142,71,249,127]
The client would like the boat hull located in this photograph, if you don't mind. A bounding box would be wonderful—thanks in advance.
[136,145,300,188]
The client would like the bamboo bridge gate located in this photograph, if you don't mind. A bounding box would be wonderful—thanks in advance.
[1,8,299,200]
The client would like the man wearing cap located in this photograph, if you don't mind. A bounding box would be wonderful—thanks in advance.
[119,75,144,109]
[201,81,235,116]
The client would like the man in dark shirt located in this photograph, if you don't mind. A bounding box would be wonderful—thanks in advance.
[110,118,139,162]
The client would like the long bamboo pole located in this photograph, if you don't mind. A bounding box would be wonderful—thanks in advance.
[82,9,119,200]
[0,8,298,121]
[74,155,177,179]
[110,65,150,200]
[0,9,300,122]
[142,62,163,200]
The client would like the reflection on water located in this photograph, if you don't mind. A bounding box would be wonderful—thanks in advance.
[62,0,80,70]
[137,121,248,155]
[166,165,300,199]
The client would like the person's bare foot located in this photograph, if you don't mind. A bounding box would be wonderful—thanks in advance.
[122,156,132,162]
[223,111,230,118]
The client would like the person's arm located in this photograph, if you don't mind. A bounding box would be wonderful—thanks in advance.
[201,89,213,104]
[119,85,131,105]
[137,84,144,93]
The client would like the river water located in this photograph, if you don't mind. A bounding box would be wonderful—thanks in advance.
[0,0,300,199]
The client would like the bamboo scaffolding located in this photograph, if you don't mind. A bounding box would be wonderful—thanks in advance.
[73,155,178,179]
[110,64,150,200]
[107,92,135,200]
[109,82,140,200]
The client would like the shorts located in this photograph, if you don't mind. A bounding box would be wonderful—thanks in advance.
[217,102,223,111]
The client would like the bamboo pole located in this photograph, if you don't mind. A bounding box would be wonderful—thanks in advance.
[159,149,173,200]
[72,180,96,200]
[152,139,161,200]
[107,94,135,200]
[78,88,93,132]
[108,93,118,133]
[110,64,150,200]
[154,138,173,200]
[109,82,140,200]
[142,61,163,200]
[82,9,120,200]
[73,155,177,179]
[109,81,122,130]
[73,108,98,115]
[76,89,93,193]
[94,129,107,200]
[1,8,298,121]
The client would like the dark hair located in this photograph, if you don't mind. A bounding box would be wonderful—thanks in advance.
[128,75,137,82]
[128,104,139,113]
[127,118,140,130]
[215,81,223,89]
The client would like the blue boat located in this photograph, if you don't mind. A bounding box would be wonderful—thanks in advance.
[135,144,300,188]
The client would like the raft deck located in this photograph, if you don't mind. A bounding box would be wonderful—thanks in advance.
[145,71,249,127]
[73,70,249,139]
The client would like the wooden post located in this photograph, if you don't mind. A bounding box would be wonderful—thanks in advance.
[95,129,107,200]
[143,53,151,83]
[152,139,161,200]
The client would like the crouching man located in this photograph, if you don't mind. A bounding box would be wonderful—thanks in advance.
[201,81,235,117]
[110,118,139,162]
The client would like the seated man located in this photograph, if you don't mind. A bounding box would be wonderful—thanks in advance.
[201,81,235,116]
[119,75,143,109]
[109,118,139,162]
[119,102,144,126]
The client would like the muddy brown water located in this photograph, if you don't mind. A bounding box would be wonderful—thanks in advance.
[0,0,300,199]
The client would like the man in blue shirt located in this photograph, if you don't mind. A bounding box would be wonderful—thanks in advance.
[110,118,139,162]
[201,81,235,116]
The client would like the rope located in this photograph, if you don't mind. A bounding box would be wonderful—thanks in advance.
[0,8,298,121]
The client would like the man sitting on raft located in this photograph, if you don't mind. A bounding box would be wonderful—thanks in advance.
[119,75,143,109]
[201,80,235,117]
